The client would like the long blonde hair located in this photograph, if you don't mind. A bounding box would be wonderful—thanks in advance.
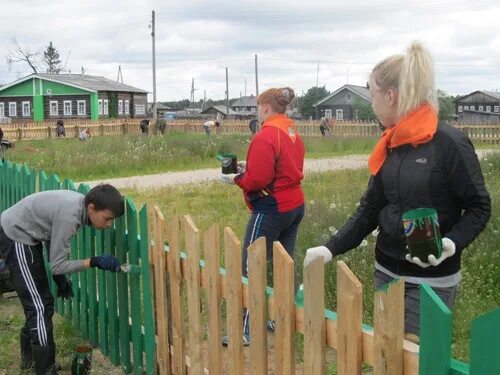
[370,41,438,118]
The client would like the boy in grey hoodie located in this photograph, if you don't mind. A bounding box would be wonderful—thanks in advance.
[0,184,124,375]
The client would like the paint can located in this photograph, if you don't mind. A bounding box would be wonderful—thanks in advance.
[71,345,92,375]
[402,208,442,262]
[216,153,238,174]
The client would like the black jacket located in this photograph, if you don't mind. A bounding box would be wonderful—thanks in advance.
[325,123,491,277]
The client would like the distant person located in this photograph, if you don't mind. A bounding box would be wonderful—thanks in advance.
[214,120,221,135]
[248,117,259,135]
[203,120,214,136]
[155,119,166,135]
[1,127,15,162]
[56,120,65,137]
[79,127,92,141]
[139,118,150,134]
[319,117,330,136]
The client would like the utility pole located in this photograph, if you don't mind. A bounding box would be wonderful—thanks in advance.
[203,89,206,111]
[190,77,196,110]
[315,61,319,120]
[245,78,247,97]
[151,10,157,122]
[255,54,259,96]
[225,67,229,119]
[117,65,123,83]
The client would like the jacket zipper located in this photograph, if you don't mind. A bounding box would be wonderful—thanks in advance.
[396,148,409,273]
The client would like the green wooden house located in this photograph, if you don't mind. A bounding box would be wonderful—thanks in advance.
[0,74,148,122]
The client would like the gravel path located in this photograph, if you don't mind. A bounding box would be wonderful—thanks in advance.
[81,149,497,190]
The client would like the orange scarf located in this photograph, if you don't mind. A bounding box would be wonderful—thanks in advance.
[262,113,297,142]
[368,103,438,175]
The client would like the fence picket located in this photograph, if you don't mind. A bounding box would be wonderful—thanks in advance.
[337,260,363,375]
[469,308,500,374]
[105,226,120,365]
[248,237,268,375]
[204,224,222,375]
[273,241,295,375]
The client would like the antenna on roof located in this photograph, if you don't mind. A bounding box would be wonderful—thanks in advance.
[117,65,123,83]
[81,66,85,76]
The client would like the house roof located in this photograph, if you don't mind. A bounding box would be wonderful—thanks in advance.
[0,73,148,94]
[314,84,371,106]
[454,90,500,102]
[200,105,238,116]
[231,95,257,107]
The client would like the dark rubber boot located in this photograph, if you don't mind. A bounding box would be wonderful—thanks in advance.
[20,328,33,370]
[32,344,58,375]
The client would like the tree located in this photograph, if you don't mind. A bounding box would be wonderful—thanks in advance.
[6,38,40,74]
[352,98,376,121]
[43,42,62,74]
[299,86,330,119]
[438,89,456,122]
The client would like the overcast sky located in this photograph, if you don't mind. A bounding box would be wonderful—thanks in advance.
[1,0,499,101]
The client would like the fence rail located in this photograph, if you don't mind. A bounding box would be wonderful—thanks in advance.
[1,160,500,374]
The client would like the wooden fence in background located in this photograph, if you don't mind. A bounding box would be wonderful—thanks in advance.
[1,160,500,374]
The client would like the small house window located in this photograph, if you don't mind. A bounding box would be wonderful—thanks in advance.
[104,100,109,115]
[50,101,58,116]
[135,104,145,115]
[22,101,30,117]
[479,106,483,111]
[77,100,86,115]
[9,102,17,117]
[124,100,130,115]
[458,105,463,112]
[470,105,475,110]
[486,106,491,112]
[0,103,4,117]
[464,106,469,110]
[118,100,123,115]
[98,99,103,115]
[64,101,72,116]
[346,93,352,104]
[494,106,499,113]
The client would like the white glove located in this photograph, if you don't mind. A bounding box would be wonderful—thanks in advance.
[237,161,247,174]
[405,237,456,268]
[303,246,332,268]
[219,173,238,185]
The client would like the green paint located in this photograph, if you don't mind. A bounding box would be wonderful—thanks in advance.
[42,79,93,95]
[470,308,500,374]
[90,92,99,120]
[0,78,34,96]
[419,284,452,375]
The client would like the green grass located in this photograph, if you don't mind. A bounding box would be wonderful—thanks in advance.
[4,132,378,181]
[124,154,500,363]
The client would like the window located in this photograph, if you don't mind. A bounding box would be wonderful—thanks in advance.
[77,100,86,116]
[336,109,343,120]
[458,105,463,112]
[470,105,475,110]
[22,101,31,117]
[98,99,103,115]
[0,103,4,117]
[495,106,499,113]
[124,100,130,115]
[118,100,123,114]
[50,101,58,116]
[64,100,72,116]
[464,106,469,110]
[9,102,17,117]
[346,93,352,104]
[135,104,145,115]
[486,106,491,112]
[324,109,332,119]
[479,106,483,112]
[103,100,109,115]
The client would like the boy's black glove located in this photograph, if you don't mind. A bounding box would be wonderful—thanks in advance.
[90,254,121,272]
[52,274,74,299]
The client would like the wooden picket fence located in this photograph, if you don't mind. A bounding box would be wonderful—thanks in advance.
[1,160,499,374]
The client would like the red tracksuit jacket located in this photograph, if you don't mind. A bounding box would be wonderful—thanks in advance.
[235,113,305,213]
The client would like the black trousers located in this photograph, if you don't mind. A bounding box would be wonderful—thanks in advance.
[0,227,54,347]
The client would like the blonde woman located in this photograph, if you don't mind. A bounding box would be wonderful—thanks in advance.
[304,42,491,337]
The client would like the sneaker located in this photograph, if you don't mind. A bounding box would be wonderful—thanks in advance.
[221,333,250,347]
[267,320,275,332]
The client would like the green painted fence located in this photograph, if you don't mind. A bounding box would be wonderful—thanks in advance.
[1,158,499,374]
[0,160,155,375]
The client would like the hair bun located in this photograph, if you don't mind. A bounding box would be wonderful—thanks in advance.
[276,87,295,106]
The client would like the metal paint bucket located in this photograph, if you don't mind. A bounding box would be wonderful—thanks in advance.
[71,345,92,375]
[216,153,237,174]
[402,208,442,262]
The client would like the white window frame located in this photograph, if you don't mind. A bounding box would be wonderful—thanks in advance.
[63,100,72,116]
[478,105,483,112]
[118,100,123,115]
[124,100,130,115]
[22,101,31,117]
[135,104,145,115]
[464,106,469,110]
[0,103,4,117]
[494,106,499,113]
[470,105,475,110]
[486,105,491,112]
[98,99,103,115]
[346,93,352,104]
[50,101,58,116]
[336,109,343,120]
[324,109,332,119]
[77,100,86,116]
[9,102,17,117]
[458,105,463,113]
[103,100,109,115]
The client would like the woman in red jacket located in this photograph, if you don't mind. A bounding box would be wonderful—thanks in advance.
[220,87,305,345]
